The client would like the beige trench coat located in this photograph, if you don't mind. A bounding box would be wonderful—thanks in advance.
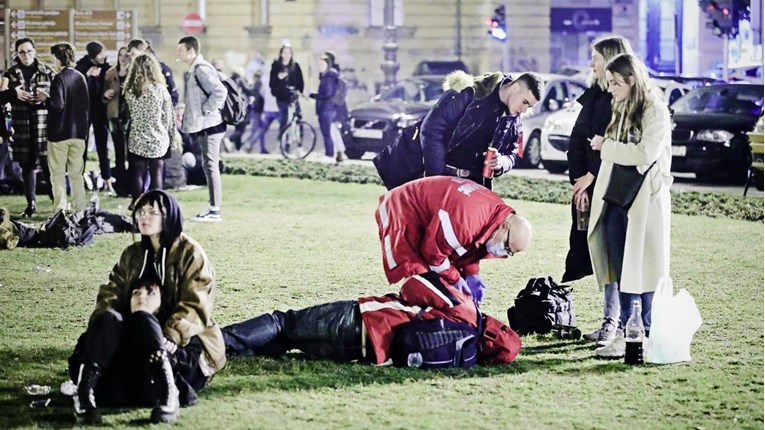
[587,93,673,294]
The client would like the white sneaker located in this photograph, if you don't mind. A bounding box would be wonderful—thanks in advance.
[317,156,335,164]
[193,209,222,222]
[595,331,626,358]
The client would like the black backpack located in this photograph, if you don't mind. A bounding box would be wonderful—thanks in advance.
[391,311,483,370]
[37,210,96,249]
[195,69,248,126]
[506,277,576,335]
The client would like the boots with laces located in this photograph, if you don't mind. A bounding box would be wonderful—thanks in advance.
[148,349,180,424]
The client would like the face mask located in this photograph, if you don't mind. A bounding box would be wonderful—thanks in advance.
[485,240,509,257]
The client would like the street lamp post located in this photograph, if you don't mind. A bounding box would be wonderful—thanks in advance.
[380,0,399,89]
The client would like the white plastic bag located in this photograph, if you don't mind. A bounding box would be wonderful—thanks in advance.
[645,277,703,364]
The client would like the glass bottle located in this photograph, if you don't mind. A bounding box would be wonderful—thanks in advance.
[624,299,645,365]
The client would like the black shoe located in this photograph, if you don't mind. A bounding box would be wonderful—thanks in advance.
[74,362,102,425]
[149,350,180,424]
[22,202,36,218]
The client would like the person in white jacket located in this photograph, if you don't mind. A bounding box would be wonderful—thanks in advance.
[587,53,673,358]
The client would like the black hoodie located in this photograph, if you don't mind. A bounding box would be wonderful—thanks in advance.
[74,54,111,124]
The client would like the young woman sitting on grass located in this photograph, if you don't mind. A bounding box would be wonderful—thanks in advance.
[68,190,226,425]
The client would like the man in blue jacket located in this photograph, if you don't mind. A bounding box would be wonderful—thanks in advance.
[374,71,543,190]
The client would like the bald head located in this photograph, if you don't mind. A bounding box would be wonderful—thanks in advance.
[507,214,532,253]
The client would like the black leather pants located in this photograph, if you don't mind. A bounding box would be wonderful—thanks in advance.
[223,300,365,362]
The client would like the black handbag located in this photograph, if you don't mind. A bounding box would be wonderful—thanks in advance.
[602,161,656,209]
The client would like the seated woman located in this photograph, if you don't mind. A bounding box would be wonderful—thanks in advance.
[68,190,226,425]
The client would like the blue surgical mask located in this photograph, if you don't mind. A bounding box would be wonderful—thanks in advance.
[486,240,509,257]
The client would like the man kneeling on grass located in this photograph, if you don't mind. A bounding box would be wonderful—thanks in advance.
[222,271,521,367]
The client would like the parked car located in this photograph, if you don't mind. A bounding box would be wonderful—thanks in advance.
[540,104,581,174]
[538,78,694,174]
[670,83,764,183]
[346,75,445,159]
[516,73,588,168]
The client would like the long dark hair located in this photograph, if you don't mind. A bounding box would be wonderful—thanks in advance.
[277,45,295,72]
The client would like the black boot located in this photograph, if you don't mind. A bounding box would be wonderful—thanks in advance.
[73,362,102,425]
[149,349,180,424]
[22,201,35,218]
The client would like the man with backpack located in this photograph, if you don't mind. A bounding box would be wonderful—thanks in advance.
[221,271,521,368]
[376,176,532,304]
[177,36,227,222]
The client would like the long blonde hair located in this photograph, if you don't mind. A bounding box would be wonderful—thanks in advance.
[590,35,634,90]
[124,54,164,98]
[604,53,653,140]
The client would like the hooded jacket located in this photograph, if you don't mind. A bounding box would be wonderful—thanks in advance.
[89,192,225,375]
[421,71,521,176]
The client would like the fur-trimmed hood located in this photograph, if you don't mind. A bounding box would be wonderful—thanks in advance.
[442,70,506,100]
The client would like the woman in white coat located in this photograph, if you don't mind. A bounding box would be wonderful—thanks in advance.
[587,53,672,358]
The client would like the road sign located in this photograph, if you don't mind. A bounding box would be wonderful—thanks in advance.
[4,9,138,69]
[73,10,136,56]
[182,12,205,35]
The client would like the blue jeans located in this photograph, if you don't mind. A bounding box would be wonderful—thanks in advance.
[604,203,653,331]
[249,111,279,152]
[318,109,337,157]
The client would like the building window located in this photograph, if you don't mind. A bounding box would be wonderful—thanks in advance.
[369,0,404,27]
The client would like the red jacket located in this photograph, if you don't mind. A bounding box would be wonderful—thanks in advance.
[359,274,521,365]
[375,176,515,285]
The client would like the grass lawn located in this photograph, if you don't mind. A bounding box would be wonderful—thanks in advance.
[0,174,762,429]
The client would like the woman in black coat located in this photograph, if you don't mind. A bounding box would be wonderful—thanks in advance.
[268,45,304,133]
[562,35,633,346]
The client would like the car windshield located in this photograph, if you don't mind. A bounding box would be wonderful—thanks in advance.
[671,85,764,117]
[378,80,444,103]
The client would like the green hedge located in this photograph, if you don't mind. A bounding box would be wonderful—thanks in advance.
[222,157,764,222]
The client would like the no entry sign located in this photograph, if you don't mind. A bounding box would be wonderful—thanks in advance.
[182,12,205,34]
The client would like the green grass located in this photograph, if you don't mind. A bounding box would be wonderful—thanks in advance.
[0,175,762,429]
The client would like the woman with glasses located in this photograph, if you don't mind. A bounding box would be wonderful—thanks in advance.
[68,190,225,425]
[102,46,132,196]
[4,38,56,217]
[123,54,176,209]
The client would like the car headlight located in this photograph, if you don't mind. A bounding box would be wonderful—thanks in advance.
[394,114,419,128]
[696,129,734,143]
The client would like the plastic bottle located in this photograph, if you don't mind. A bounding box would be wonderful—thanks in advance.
[90,191,99,210]
[4,110,13,135]
[624,299,645,365]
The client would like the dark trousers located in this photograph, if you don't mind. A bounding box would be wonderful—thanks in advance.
[69,310,206,407]
[318,110,337,157]
[89,121,111,180]
[604,204,654,330]
[20,160,51,204]
[277,101,290,132]
[222,300,365,362]
[109,119,128,194]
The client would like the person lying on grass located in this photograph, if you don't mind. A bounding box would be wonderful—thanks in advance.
[222,271,521,367]
[68,190,225,425]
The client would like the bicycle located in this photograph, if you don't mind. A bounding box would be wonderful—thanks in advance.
[279,87,317,159]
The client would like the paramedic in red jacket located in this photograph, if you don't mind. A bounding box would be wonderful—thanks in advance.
[376,176,532,303]
[221,271,521,366]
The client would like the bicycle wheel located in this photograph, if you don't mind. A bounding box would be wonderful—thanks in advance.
[279,120,317,159]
